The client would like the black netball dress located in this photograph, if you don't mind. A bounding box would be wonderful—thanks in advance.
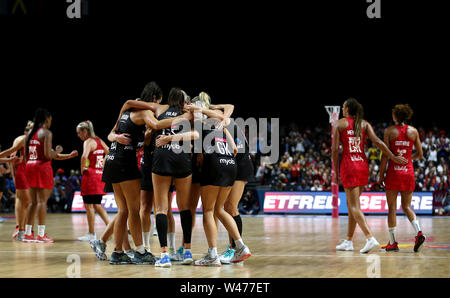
[151,106,192,178]
[228,119,254,182]
[200,127,237,187]
[102,110,144,184]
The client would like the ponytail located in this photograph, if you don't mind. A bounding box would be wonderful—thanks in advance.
[77,120,96,138]
[25,108,51,159]
[344,98,364,138]
[191,92,212,120]
[354,103,364,138]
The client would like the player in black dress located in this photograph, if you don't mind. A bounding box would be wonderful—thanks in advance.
[186,98,252,267]
[115,87,197,267]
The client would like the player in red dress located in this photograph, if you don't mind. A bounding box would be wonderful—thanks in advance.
[23,108,78,243]
[76,120,110,241]
[0,121,33,241]
[332,98,407,253]
[378,104,426,252]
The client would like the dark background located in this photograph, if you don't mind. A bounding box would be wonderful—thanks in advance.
[0,0,448,172]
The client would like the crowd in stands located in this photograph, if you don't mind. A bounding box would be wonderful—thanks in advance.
[253,122,450,195]
[0,167,81,213]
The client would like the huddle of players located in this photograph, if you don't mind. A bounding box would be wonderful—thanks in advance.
[89,82,254,267]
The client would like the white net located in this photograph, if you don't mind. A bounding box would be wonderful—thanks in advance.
[325,106,340,123]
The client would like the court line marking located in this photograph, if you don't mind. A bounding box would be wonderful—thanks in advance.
[1,250,449,259]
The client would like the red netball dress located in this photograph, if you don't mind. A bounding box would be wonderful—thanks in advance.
[339,117,369,188]
[26,128,53,189]
[81,138,106,196]
[384,125,415,191]
[14,146,29,190]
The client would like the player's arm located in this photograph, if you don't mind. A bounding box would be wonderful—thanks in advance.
[155,130,200,147]
[411,128,424,161]
[224,127,238,156]
[80,139,92,173]
[331,119,341,184]
[0,135,25,158]
[99,138,110,156]
[53,150,79,160]
[111,99,159,137]
[378,128,390,185]
[209,104,234,118]
[0,158,15,166]
[107,121,131,145]
[119,99,158,115]
[187,105,227,121]
[365,121,407,165]
[142,110,192,131]
[43,130,58,160]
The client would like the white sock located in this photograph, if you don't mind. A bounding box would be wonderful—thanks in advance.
[208,247,218,258]
[411,219,421,234]
[25,225,32,236]
[142,232,151,247]
[388,227,397,244]
[168,232,176,250]
[136,245,146,254]
[234,238,244,249]
[37,225,45,237]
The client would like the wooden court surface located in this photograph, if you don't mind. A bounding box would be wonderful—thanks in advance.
[0,213,449,278]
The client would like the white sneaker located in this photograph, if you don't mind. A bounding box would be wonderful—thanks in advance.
[336,240,354,251]
[230,245,251,263]
[219,246,236,264]
[78,233,96,241]
[360,237,379,254]
[125,249,135,259]
[194,254,221,267]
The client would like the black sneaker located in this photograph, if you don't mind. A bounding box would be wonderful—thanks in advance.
[109,251,132,265]
[132,251,157,265]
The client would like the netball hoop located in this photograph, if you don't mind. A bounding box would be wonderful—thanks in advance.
[325,106,340,218]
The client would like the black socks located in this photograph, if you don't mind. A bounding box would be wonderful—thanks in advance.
[180,210,192,244]
[156,213,168,247]
[231,214,243,248]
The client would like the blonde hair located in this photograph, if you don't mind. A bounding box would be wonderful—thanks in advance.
[192,92,211,108]
[77,120,96,138]
[181,90,191,103]
[25,120,34,133]
[191,92,212,120]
